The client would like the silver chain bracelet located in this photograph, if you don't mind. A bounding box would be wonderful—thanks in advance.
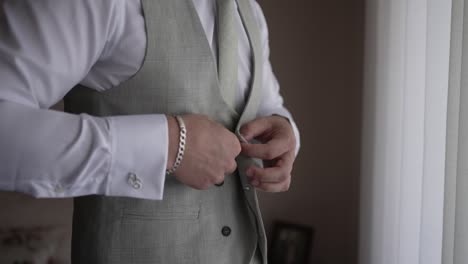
[166,115,187,175]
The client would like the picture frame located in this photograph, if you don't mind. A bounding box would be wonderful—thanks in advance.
[268,221,315,264]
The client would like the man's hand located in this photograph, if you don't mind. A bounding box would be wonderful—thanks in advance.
[240,116,296,192]
[166,114,241,190]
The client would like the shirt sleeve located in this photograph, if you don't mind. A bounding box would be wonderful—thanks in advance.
[250,0,301,155]
[0,0,167,200]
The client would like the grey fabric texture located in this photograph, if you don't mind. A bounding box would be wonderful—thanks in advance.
[64,0,266,263]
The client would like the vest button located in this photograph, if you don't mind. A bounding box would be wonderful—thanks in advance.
[215,181,225,187]
[221,226,231,237]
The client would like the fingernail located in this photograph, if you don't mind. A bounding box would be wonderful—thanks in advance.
[252,180,260,186]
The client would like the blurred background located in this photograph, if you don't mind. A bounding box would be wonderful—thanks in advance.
[257,0,364,263]
[0,1,365,263]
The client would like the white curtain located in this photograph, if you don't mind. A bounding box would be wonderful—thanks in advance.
[360,0,453,263]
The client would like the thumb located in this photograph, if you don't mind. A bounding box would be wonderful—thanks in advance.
[240,117,272,141]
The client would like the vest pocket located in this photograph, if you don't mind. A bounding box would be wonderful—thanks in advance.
[118,205,202,250]
[121,206,200,221]
[119,180,202,221]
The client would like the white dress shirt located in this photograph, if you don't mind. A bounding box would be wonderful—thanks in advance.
[0,0,300,200]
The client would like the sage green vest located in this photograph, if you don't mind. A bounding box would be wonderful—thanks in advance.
[64,0,267,263]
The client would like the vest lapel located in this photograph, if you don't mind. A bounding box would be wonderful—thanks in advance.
[235,0,263,133]
[234,0,268,261]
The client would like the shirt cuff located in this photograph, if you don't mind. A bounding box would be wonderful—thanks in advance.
[106,114,168,200]
[258,107,301,157]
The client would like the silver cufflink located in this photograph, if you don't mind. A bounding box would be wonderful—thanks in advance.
[54,184,64,193]
[127,173,142,190]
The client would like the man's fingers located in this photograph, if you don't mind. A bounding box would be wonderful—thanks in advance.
[226,159,238,174]
[238,116,296,193]
[240,117,272,141]
[241,138,289,160]
[247,166,290,184]
[246,151,294,193]
[255,178,291,193]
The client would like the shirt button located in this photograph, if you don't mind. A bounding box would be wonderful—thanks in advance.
[215,181,225,187]
[221,226,231,237]
[244,185,251,191]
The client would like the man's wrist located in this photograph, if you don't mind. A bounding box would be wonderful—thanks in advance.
[271,114,298,154]
[272,114,292,127]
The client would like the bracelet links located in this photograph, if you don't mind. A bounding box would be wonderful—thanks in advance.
[166,115,186,175]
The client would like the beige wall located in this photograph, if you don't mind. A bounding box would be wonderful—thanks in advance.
[256,1,364,263]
